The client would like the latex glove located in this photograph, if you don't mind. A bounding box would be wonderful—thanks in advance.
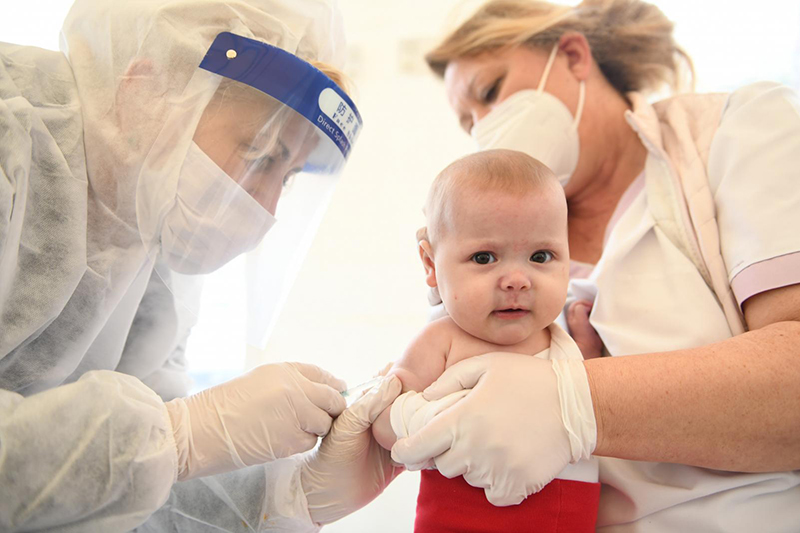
[389,389,469,470]
[166,362,346,481]
[301,374,404,525]
[391,354,596,506]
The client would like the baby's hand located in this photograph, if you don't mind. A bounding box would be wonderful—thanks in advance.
[567,300,604,359]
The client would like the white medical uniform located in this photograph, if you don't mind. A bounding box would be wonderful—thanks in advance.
[0,0,344,530]
[571,82,800,531]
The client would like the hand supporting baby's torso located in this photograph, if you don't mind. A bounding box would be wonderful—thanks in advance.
[371,316,552,450]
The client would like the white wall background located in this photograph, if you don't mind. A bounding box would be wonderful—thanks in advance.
[3,1,799,531]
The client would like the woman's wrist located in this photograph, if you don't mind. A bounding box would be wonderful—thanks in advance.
[163,397,190,481]
[583,358,607,457]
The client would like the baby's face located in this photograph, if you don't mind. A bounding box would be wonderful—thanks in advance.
[432,186,569,346]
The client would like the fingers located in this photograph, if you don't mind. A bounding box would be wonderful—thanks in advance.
[303,379,347,417]
[566,300,604,360]
[389,390,417,439]
[390,412,454,469]
[422,356,489,400]
[296,399,336,436]
[294,430,321,454]
[374,362,395,378]
[569,299,593,313]
[483,484,527,507]
[292,362,347,393]
[342,375,402,430]
[459,468,527,507]
[431,448,467,479]
[566,300,592,332]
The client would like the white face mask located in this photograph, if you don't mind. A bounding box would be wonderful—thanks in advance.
[160,142,276,275]
[471,44,585,187]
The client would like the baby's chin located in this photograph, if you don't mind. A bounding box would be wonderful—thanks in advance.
[463,324,536,347]
[485,330,534,347]
[449,311,542,346]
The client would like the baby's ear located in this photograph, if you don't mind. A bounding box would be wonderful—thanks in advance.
[418,239,437,288]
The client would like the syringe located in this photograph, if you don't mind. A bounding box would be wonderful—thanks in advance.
[340,376,383,405]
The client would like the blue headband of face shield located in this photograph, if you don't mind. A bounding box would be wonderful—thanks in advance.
[199,31,362,170]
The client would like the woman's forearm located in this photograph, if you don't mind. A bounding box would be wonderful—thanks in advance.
[586,320,800,472]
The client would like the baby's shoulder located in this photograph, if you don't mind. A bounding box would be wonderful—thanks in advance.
[420,316,464,341]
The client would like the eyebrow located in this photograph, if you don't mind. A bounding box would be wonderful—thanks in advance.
[251,138,290,162]
[275,139,290,161]
[460,237,563,250]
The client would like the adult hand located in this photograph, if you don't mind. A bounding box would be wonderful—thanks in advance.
[165,362,346,481]
[391,354,596,506]
[301,375,404,525]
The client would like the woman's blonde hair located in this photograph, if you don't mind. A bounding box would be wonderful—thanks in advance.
[311,61,354,97]
[425,0,694,96]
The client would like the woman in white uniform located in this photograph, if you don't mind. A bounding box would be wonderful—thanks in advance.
[0,0,402,531]
[389,0,800,531]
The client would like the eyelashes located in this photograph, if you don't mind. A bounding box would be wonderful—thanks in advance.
[530,250,554,264]
[470,250,555,265]
[472,251,496,265]
[481,75,504,104]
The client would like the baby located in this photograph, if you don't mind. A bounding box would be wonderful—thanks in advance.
[372,149,599,532]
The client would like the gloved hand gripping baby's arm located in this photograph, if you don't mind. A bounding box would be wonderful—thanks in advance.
[372,368,422,449]
[372,321,451,450]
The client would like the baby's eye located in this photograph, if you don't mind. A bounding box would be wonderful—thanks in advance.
[530,250,553,264]
[472,252,496,265]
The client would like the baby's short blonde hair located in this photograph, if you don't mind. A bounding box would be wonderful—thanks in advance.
[418,149,560,246]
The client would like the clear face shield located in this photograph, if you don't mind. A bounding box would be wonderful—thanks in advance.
[136,32,361,342]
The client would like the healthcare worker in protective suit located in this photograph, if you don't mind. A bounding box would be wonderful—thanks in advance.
[0,0,402,531]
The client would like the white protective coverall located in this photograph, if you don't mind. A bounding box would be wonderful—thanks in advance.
[0,1,398,531]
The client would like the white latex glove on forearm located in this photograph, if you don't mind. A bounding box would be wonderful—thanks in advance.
[165,362,346,481]
[301,374,404,525]
[390,354,596,506]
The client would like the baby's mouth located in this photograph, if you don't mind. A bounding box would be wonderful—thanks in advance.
[492,308,530,320]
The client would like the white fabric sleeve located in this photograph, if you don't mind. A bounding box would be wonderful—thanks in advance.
[139,340,193,402]
[707,82,800,299]
[118,265,198,402]
[0,369,319,533]
[134,456,320,533]
[0,370,178,532]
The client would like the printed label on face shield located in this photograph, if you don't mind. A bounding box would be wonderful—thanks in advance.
[318,88,360,144]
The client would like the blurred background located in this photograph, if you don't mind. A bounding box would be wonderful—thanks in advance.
[3,0,800,530]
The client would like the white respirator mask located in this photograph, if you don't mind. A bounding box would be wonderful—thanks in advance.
[471,44,585,187]
[160,142,276,275]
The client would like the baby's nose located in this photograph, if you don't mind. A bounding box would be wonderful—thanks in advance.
[501,270,532,291]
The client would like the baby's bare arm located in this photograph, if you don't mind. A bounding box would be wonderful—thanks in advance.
[372,319,453,450]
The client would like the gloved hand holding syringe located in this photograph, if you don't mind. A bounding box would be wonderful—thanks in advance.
[341,376,384,406]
